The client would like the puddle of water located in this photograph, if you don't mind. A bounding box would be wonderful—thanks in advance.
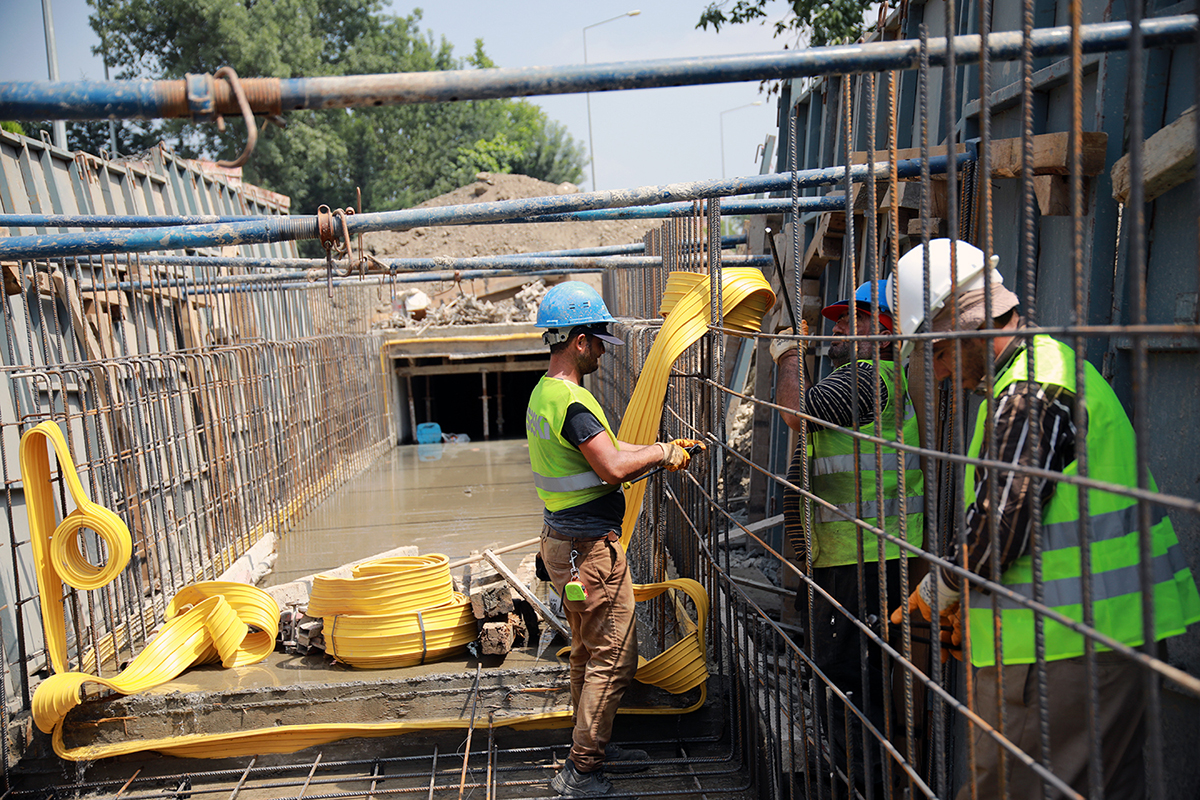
[266,439,543,586]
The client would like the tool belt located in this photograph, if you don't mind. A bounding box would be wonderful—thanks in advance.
[543,526,619,544]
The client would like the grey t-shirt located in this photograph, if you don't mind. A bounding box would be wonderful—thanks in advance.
[542,403,625,537]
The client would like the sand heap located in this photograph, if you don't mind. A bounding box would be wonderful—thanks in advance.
[366,173,657,328]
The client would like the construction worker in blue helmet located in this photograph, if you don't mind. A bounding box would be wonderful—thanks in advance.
[526,280,702,796]
[769,278,924,798]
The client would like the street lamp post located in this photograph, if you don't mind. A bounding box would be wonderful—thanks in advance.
[583,10,640,191]
[720,101,764,179]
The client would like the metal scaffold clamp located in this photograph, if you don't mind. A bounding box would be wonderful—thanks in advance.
[318,204,337,296]
[186,67,259,169]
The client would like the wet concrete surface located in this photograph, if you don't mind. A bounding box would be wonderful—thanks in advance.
[267,440,544,587]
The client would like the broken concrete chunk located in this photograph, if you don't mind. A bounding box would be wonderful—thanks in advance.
[469,581,514,619]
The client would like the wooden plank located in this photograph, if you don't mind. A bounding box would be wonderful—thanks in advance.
[990,131,1108,179]
[481,548,571,642]
[850,143,969,164]
[2,264,22,295]
[1112,106,1196,204]
[1034,174,1078,216]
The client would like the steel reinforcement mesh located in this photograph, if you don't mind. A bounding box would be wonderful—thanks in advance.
[0,254,393,744]
[0,3,1198,798]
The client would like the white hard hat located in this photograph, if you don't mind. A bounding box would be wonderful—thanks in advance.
[886,238,1002,360]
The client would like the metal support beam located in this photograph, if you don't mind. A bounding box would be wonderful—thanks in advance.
[0,155,968,260]
[0,18,1192,120]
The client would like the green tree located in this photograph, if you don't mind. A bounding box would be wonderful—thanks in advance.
[697,0,877,48]
[82,0,585,216]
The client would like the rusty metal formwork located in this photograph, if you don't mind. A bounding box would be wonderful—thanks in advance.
[0,132,395,764]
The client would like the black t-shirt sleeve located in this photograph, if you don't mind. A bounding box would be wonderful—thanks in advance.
[562,403,606,448]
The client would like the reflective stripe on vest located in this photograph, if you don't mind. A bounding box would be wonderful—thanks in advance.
[990,539,1186,610]
[817,494,926,525]
[965,335,1200,666]
[806,359,925,567]
[813,451,922,477]
[533,470,607,493]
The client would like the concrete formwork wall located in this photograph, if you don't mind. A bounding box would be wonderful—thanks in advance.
[0,131,395,748]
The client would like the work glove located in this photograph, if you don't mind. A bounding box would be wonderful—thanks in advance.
[769,322,808,364]
[659,439,705,472]
[890,572,964,663]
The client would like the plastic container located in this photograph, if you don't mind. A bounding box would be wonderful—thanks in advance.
[416,422,442,444]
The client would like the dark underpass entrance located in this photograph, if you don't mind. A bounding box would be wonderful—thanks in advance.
[396,356,545,443]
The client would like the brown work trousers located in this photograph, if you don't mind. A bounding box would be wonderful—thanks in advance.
[958,652,1145,800]
[540,524,639,774]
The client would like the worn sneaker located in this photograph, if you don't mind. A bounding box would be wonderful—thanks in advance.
[604,742,650,774]
[550,759,614,796]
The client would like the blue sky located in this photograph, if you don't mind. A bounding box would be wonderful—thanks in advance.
[3,0,785,191]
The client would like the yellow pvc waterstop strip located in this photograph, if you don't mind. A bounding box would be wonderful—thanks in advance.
[617,268,775,548]
[21,422,281,759]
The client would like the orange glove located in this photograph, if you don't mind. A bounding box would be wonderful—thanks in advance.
[944,602,964,662]
[890,589,964,663]
[890,587,933,626]
[660,438,706,471]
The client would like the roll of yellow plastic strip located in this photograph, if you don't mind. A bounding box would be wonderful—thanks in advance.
[306,554,455,617]
[20,421,134,675]
[21,422,281,756]
[618,268,775,547]
[324,592,477,669]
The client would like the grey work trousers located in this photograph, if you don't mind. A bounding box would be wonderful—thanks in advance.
[958,651,1146,800]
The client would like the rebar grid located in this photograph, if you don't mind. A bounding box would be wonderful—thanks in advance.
[0,253,391,722]
[587,9,1200,797]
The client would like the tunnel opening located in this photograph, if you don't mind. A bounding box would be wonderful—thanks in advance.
[398,356,545,443]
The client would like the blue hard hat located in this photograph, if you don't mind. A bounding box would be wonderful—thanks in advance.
[536,281,617,329]
[821,279,895,331]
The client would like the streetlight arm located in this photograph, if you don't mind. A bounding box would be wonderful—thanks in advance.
[583,10,641,34]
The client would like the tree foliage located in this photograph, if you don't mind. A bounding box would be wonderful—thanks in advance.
[78,0,585,215]
[697,0,877,48]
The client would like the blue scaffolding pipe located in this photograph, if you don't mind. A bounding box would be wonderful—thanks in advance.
[85,268,627,295]
[0,214,271,229]
[0,18,1191,120]
[71,236,748,270]
[509,196,841,223]
[0,154,964,261]
[83,254,772,291]
[0,194,809,230]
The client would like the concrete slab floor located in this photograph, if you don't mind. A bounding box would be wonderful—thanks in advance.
[267,440,544,586]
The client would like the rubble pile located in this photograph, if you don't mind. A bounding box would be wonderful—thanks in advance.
[376,279,550,329]
[365,173,655,328]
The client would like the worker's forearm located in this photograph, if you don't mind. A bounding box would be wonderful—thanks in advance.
[605,442,667,483]
[774,353,809,432]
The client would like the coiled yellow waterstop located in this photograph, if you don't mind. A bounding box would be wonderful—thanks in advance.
[22,422,281,759]
[312,555,477,669]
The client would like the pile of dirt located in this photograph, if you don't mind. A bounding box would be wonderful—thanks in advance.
[366,173,656,260]
[365,173,657,328]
